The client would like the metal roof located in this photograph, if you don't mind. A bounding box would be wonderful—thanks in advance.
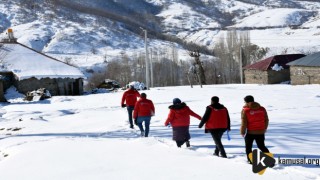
[244,54,306,71]
[287,52,320,67]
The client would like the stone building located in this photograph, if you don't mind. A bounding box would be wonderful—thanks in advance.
[243,54,305,84]
[287,52,320,85]
[0,42,85,102]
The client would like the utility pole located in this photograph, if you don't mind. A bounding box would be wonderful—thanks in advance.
[240,47,244,84]
[150,48,154,87]
[141,28,150,90]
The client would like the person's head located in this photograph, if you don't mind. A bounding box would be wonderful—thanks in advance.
[141,93,147,98]
[172,98,181,105]
[211,96,219,104]
[244,95,254,103]
[129,85,134,90]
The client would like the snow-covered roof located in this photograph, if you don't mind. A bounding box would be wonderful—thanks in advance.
[0,43,85,80]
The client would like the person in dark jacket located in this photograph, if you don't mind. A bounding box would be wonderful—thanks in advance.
[134,93,155,137]
[241,95,270,163]
[164,98,201,148]
[121,85,140,129]
[199,96,230,158]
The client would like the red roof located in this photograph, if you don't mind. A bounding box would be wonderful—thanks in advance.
[244,54,305,71]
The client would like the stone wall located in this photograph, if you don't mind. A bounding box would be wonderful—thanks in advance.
[0,73,14,102]
[0,81,5,102]
[244,70,268,84]
[290,66,320,85]
[14,77,83,95]
[244,69,290,84]
[267,69,290,84]
[0,72,14,89]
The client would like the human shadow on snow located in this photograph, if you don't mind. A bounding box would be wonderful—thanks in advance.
[0,131,139,140]
[192,144,245,149]
[0,99,51,105]
[2,133,319,170]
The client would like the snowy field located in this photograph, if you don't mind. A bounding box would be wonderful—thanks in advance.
[0,84,319,180]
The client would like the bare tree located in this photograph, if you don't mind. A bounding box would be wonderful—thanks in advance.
[188,50,206,87]
[213,30,268,84]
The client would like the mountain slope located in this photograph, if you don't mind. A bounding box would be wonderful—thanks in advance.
[0,0,320,68]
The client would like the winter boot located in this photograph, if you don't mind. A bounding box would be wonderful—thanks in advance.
[220,153,227,158]
[186,141,190,147]
[140,131,145,137]
[247,155,252,164]
[213,149,219,156]
[176,141,184,148]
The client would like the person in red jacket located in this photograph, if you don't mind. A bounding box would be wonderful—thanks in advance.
[164,98,201,148]
[199,96,231,158]
[133,93,155,137]
[241,95,270,163]
[121,85,140,129]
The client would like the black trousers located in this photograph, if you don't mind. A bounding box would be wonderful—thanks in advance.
[245,134,269,161]
[209,129,227,157]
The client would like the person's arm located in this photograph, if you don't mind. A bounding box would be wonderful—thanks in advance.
[150,101,155,116]
[188,107,201,120]
[199,106,211,128]
[121,92,126,107]
[264,108,269,131]
[226,108,231,131]
[135,90,141,97]
[240,109,247,136]
[164,110,174,126]
[133,101,139,120]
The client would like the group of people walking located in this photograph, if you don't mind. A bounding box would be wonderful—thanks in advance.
[121,85,154,137]
[121,85,270,163]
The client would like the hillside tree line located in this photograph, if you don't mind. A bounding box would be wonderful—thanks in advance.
[87,30,268,90]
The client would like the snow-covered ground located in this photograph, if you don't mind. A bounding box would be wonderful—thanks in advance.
[0,84,319,180]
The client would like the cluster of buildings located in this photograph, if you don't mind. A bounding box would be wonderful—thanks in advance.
[243,53,320,85]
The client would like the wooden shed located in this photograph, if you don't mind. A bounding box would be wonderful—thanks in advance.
[0,42,85,102]
[287,52,320,85]
[243,54,305,84]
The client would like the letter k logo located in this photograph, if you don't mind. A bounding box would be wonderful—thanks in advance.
[249,149,275,175]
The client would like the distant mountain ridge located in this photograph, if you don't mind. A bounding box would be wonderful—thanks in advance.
[0,0,320,66]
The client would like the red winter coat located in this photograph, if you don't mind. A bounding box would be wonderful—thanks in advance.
[121,89,140,107]
[133,97,155,119]
[199,103,231,133]
[206,106,228,129]
[164,103,201,127]
[240,102,269,135]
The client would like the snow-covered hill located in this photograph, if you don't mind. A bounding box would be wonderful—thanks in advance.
[0,0,320,69]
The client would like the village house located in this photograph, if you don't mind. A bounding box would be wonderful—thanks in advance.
[287,52,320,85]
[243,54,305,84]
[0,29,85,102]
